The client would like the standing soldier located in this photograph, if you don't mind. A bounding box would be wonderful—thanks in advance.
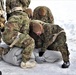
[33,6,54,23]
[29,20,70,68]
[0,0,5,43]
[6,0,31,20]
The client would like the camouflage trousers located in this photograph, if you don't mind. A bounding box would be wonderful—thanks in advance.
[14,34,35,63]
[2,34,35,63]
[47,32,70,62]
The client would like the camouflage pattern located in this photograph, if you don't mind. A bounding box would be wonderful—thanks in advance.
[0,0,4,14]
[0,16,5,42]
[29,20,70,62]
[33,6,54,23]
[0,0,5,42]
[0,0,5,24]
[6,0,31,20]
[1,11,35,63]
[6,0,31,14]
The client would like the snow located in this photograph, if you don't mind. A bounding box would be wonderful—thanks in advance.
[0,0,76,75]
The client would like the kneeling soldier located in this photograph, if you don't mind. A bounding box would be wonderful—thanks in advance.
[29,20,70,68]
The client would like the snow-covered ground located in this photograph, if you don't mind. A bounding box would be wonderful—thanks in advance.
[0,0,76,75]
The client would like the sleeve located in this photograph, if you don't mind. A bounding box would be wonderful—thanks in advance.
[0,0,4,16]
[8,15,30,35]
[15,19,30,43]
[8,15,30,47]
[20,20,30,34]
[0,0,4,10]
[41,24,54,52]
[6,0,11,13]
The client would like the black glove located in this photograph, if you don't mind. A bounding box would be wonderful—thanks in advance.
[39,51,44,57]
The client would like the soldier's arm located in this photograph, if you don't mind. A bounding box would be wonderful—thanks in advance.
[41,25,64,53]
[0,0,4,17]
[9,22,30,48]
[6,0,11,13]
[0,0,4,10]
[15,20,30,42]
[41,24,53,52]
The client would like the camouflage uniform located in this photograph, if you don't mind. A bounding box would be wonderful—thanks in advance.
[33,6,54,23]
[2,11,35,63]
[6,0,31,20]
[0,0,5,42]
[29,20,70,63]
[0,0,4,13]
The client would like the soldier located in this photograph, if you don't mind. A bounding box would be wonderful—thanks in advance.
[0,0,5,43]
[29,20,70,68]
[0,0,36,68]
[33,6,54,23]
[6,0,31,20]
[0,11,36,68]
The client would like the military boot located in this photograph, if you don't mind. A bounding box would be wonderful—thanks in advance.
[62,61,70,68]
[20,59,36,69]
